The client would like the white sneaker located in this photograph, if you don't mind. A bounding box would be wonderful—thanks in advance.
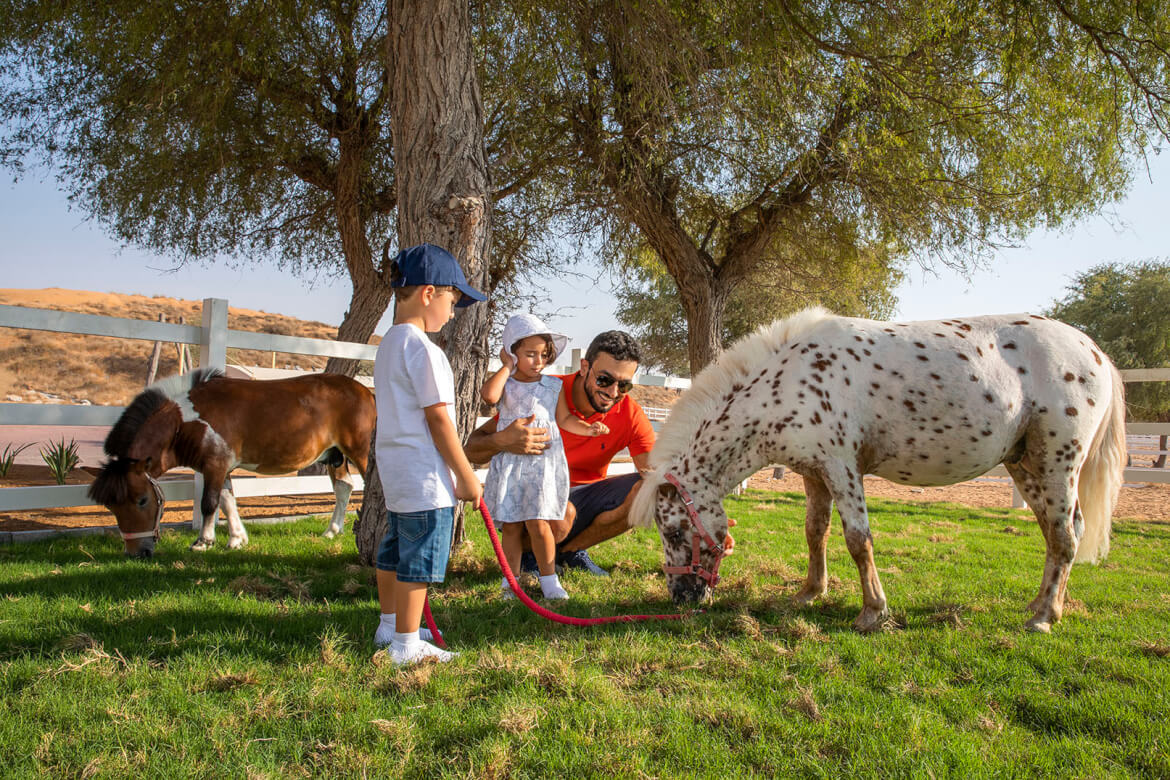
[387,639,457,666]
[500,578,517,600]
[374,618,435,648]
[539,574,569,601]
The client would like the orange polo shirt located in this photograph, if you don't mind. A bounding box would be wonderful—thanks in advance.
[556,372,655,485]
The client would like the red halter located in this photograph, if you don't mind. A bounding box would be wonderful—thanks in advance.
[660,472,725,588]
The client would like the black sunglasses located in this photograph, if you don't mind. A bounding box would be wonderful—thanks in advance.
[592,369,633,394]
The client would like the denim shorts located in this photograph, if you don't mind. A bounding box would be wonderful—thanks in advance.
[376,507,455,583]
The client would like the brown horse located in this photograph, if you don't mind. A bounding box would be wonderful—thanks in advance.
[88,369,376,558]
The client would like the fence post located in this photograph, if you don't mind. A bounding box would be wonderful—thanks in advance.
[200,298,228,372]
[1010,483,1026,509]
[192,298,230,531]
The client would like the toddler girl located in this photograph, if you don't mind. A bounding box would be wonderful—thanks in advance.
[481,313,608,600]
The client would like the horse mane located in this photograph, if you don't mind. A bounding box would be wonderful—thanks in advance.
[630,307,834,527]
[102,368,223,458]
[90,368,224,505]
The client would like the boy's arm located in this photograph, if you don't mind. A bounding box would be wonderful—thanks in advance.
[480,348,514,405]
[423,404,483,503]
[556,388,609,437]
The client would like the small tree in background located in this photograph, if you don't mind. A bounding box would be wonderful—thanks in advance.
[1046,260,1170,423]
[615,239,903,375]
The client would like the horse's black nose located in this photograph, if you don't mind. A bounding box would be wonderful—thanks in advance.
[669,577,710,604]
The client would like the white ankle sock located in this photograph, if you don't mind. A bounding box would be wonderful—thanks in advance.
[375,613,433,647]
[539,573,569,600]
[500,577,517,599]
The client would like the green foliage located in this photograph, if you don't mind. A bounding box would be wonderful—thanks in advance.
[0,1,394,276]
[0,442,33,477]
[1047,260,1170,421]
[39,438,79,484]
[1,500,1168,776]
[497,0,1170,370]
[616,240,904,374]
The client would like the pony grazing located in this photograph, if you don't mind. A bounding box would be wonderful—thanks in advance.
[631,308,1126,634]
[88,369,376,558]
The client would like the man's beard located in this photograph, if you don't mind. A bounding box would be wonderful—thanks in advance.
[584,383,616,414]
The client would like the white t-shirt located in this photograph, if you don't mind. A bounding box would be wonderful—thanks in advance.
[373,323,458,512]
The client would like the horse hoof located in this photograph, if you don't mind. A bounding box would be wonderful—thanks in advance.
[228,537,247,550]
[852,608,891,634]
[322,529,337,539]
[190,540,213,552]
[792,587,825,607]
[1025,617,1052,634]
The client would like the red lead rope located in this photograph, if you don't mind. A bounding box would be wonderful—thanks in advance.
[421,498,691,649]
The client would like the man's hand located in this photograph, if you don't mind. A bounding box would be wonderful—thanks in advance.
[496,414,550,455]
[588,421,610,437]
[724,516,737,555]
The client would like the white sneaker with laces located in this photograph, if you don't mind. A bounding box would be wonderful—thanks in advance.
[500,577,518,600]
[388,637,457,666]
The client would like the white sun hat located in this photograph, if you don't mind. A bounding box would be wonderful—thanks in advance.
[501,313,569,367]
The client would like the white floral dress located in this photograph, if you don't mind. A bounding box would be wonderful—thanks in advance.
[483,375,570,524]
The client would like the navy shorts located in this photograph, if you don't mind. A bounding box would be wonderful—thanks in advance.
[376,507,455,583]
[561,472,643,547]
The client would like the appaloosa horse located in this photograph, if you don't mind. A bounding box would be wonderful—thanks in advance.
[88,368,376,558]
[631,308,1126,633]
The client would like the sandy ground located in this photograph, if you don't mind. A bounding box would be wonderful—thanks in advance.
[745,469,1170,522]
[2,463,1165,535]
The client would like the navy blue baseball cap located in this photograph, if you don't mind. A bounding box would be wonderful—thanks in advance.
[391,243,487,308]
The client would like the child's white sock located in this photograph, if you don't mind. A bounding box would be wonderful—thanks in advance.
[500,577,517,599]
[539,573,569,600]
[374,613,434,647]
[387,631,456,665]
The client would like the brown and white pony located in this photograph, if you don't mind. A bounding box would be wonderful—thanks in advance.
[632,308,1127,633]
[88,369,375,558]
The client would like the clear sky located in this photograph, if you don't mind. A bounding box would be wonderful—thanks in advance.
[2,153,1167,359]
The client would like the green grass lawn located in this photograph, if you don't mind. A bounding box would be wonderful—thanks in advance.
[2,491,1168,778]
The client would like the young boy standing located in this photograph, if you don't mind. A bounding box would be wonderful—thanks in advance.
[372,243,485,665]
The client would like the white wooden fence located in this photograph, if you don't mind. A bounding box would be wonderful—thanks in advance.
[0,298,1166,531]
[0,298,379,531]
[0,299,689,532]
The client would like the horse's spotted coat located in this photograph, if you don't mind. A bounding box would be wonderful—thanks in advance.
[633,309,1126,633]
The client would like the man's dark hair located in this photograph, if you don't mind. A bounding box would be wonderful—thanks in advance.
[585,330,642,364]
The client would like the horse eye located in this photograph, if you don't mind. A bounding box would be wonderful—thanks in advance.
[136,495,149,509]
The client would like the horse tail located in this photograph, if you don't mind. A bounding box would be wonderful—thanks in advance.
[1075,362,1126,564]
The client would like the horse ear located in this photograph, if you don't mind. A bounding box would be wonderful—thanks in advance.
[657,481,677,499]
[126,407,179,463]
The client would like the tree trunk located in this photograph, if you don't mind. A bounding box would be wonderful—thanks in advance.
[325,134,393,377]
[355,0,492,564]
[676,273,732,373]
[324,282,393,377]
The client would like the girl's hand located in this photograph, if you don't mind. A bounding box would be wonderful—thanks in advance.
[589,421,610,437]
[499,347,515,369]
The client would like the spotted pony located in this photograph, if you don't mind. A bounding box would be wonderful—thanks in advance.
[631,308,1126,633]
